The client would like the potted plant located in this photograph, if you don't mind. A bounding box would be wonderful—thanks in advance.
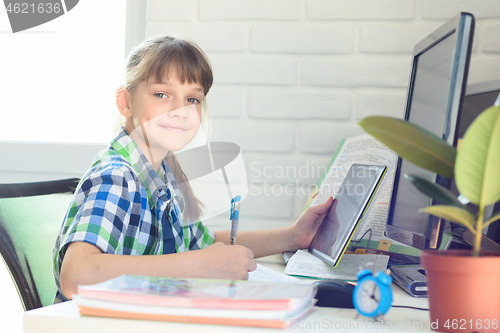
[359,102,500,333]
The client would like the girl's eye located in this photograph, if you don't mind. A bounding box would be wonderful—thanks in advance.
[154,93,167,99]
[187,97,200,104]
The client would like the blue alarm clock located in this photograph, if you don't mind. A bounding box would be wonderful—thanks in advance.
[353,269,393,318]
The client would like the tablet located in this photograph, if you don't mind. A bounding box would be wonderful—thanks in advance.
[308,164,387,267]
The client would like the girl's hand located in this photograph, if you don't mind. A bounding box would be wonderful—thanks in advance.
[290,196,334,250]
[199,242,257,280]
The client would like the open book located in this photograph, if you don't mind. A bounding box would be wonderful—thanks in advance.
[284,249,389,281]
[306,134,420,256]
[283,134,422,280]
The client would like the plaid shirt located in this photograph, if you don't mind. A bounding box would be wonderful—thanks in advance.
[53,127,215,302]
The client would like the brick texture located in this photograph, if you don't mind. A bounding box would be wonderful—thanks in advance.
[211,57,298,85]
[484,25,500,53]
[306,0,414,20]
[247,88,351,120]
[144,0,500,228]
[147,23,245,52]
[210,120,295,153]
[207,87,243,118]
[246,155,331,184]
[356,91,407,119]
[302,58,411,88]
[300,123,366,153]
[360,24,441,53]
[250,25,354,54]
[421,0,500,20]
[147,0,196,22]
[199,0,300,21]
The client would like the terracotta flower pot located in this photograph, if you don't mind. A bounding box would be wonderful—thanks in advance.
[420,250,500,333]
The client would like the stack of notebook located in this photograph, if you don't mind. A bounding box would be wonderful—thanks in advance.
[74,275,316,329]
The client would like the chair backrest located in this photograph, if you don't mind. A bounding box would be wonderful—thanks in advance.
[0,178,79,310]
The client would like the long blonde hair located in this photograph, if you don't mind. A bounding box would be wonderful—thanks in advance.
[118,36,213,222]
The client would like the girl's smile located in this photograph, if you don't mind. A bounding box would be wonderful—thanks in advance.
[160,125,188,132]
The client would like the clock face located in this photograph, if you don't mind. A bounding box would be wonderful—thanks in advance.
[355,280,381,314]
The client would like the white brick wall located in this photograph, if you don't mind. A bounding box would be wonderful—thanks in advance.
[144,0,500,230]
[359,24,441,53]
[306,0,415,20]
[302,58,411,87]
[147,0,197,22]
[207,88,243,118]
[484,25,500,52]
[420,0,500,20]
[247,88,351,119]
[211,57,298,85]
[148,23,246,52]
[199,0,300,21]
[250,25,354,54]
[300,123,365,153]
[356,91,407,119]
[246,156,331,184]
[210,120,295,152]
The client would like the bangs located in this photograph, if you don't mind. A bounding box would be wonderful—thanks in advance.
[147,39,213,95]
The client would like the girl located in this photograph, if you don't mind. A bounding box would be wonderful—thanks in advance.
[53,36,333,302]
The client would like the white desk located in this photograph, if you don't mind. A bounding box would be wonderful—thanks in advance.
[24,255,433,333]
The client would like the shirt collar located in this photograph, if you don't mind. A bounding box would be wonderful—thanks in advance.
[110,126,185,213]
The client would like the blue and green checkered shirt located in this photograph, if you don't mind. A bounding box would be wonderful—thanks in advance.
[52,127,215,302]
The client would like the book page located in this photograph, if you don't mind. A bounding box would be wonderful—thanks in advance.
[248,264,301,283]
[283,250,389,281]
[309,134,398,243]
[351,167,412,248]
[310,134,397,207]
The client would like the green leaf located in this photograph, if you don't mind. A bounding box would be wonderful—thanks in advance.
[483,211,500,229]
[455,105,500,206]
[420,205,476,229]
[404,174,475,215]
[359,116,456,178]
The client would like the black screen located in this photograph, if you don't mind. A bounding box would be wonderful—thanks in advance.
[386,13,474,250]
[389,34,455,240]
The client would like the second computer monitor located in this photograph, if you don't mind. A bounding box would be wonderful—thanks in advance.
[385,12,475,250]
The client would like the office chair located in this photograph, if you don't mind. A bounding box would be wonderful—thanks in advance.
[0,178,79,311]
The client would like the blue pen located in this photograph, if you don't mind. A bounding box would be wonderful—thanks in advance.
[230,195,241,245]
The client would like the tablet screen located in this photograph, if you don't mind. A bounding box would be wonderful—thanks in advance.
[309,164,387,267]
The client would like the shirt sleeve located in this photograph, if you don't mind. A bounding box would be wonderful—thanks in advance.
[59,166,141,255]
[183,221,216,251]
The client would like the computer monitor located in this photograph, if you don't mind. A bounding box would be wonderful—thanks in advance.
[460,79,500,135]
[450,79,500,248]
[385,12,475,250]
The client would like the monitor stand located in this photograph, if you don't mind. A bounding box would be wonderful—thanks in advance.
[390,264,428,297]
[461,229,500,252]
[387,253,427,297]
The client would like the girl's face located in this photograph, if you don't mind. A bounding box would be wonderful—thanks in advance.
[121,73,204,161]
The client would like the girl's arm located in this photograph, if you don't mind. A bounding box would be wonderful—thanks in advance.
[214,196,334,258]
[60,241,256,300]
[60,197,333,299]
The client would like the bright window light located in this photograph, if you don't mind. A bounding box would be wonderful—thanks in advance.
[0,1,126,144]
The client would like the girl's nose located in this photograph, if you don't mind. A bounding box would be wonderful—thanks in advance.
[168,104,189,118]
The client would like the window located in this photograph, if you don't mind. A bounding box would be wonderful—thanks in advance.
[0,1,126,143]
